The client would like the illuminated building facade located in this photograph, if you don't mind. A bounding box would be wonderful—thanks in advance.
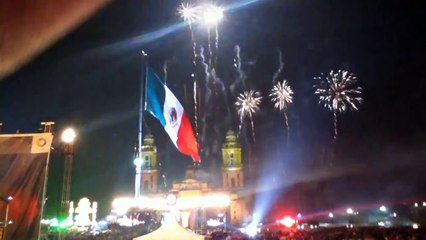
[140,134,159,193]
[221,130,248,225]
[115,130,249,229]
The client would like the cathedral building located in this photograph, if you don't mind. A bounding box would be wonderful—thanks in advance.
[120,130,250,229]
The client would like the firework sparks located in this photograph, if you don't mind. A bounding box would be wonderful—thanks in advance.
[314,69,363,139]
[178,2,199,23]
[236,90,262,142]
[270,80,293,140]
[178,2,199,64]
[201,4,223,68]
[179,2,201,143]
[202,4,223,25]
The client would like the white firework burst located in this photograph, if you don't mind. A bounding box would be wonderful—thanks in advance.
[314,69,363,139]
[314,70,362,113]
[236,90,262,119]
[235,90,262,142]
[270,80,293,111]
[178,2,199,23]
[270,80,293,140]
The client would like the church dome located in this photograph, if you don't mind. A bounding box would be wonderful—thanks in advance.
[225,130,237,143]
[143,134,155,146]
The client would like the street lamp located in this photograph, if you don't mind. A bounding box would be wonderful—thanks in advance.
[134,157,143,198]
[1,196,13,239]
[60,127,76,219]
[61,128,76,144]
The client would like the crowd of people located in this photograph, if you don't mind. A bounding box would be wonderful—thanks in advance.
[43,226,425,240]
[208,227,425,240]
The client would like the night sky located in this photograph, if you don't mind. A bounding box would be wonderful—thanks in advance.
[0,0,425,217]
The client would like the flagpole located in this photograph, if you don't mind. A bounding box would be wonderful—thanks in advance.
[135,51,148,199]
[139,51,148,160]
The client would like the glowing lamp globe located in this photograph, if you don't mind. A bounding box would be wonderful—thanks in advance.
[203,5,223,25]
[379,205,387,212]
[133,157,143,167]
[61,128,76,143]
[346,208,354,215]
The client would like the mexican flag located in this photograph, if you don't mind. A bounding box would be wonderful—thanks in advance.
[145,67,200,162]
[0,133,53,240]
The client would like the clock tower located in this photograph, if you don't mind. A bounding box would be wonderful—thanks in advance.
[222,130,244,189]
[141,134,159,193]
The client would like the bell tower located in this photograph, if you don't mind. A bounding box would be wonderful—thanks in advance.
[222,130,244,189]
[141,134,159,193]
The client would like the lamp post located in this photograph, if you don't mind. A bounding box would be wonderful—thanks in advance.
[134,156,142,198]
[1,196,13,240]
[60,128,76,219]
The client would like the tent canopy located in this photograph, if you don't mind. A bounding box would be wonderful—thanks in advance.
[133,218,204,240]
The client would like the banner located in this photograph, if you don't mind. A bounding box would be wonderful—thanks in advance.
[0,133,53,240]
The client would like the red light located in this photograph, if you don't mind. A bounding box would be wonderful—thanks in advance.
[279,216,295,228]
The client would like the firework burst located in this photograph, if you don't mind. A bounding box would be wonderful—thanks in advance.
[314,69,363,139]
[270,80,293,140]
[235,90,262,142]
[179,2,201,143]
[178,2,199,23]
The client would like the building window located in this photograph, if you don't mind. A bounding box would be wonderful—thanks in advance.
[228,153,234,167]
[231,178,236,188]
[237,173,240,186]
[144,155,151,168]
[228,159,234,167]
[144,180,149,190]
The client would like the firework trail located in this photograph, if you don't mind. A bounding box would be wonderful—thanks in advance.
[270,80,293,141]
[179,2,226,168]
[213,23,220,68]
[178,2,198,63]
[203,68,232,144]
[207,27,213,67]
[194,47,209,144]
[272,49,284,84]
[202,4,223,68]
[179,2,201,141]
[314,69,363,139]
[235,90,262,142]
[163,60,169,85]
[230,45,247,96]
[193,78,198,139]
